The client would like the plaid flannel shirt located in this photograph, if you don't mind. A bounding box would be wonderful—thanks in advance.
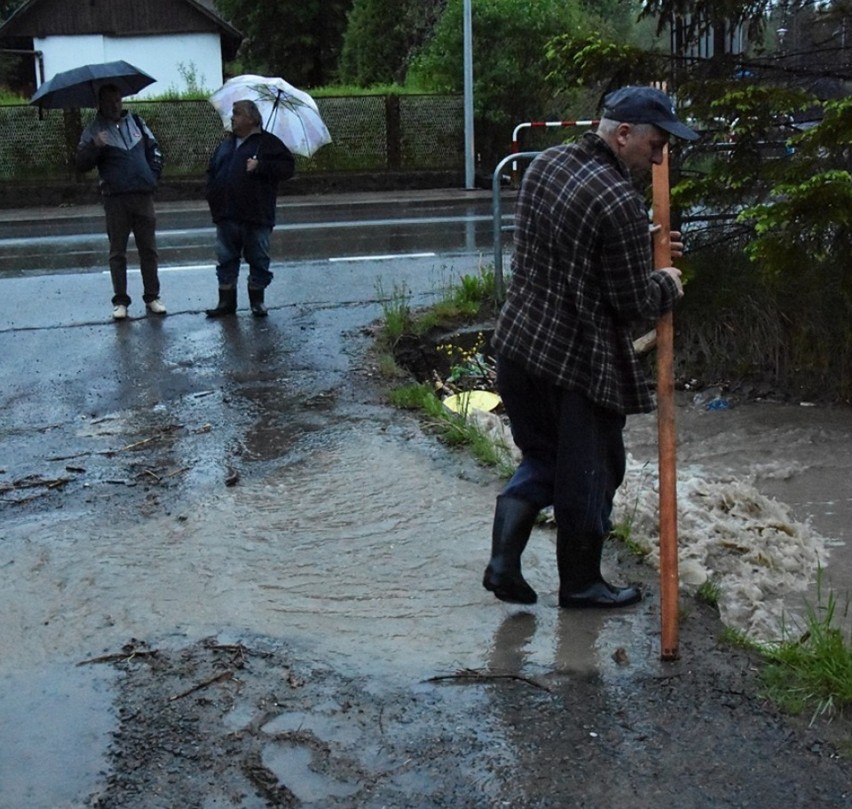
[492,133,680,415]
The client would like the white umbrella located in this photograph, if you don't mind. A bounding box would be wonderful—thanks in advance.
[208,75,332,158]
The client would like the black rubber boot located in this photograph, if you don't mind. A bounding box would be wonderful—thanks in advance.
[248,286,268,317]
[557,530,641,609]
[206,286,237,318]
[482,495,539,605]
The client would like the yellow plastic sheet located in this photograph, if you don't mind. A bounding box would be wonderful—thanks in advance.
[442,390,501,414]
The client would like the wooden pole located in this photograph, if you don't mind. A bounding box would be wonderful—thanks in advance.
[652,147,680,662]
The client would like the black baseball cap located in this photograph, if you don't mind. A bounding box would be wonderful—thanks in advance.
[602,86,698,141]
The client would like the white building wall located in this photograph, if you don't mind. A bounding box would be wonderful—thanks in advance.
[33,33,224,98]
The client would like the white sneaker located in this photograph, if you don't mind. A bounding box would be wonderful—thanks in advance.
[112,304,128,320]
[146,299,167,315]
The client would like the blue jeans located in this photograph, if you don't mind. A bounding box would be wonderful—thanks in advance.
[214,220,273,289]
[497,354,626,541]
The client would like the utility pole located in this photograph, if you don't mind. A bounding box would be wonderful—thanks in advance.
[463,0,475,189]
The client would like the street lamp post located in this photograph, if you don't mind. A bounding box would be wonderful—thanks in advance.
[463,0,475,189]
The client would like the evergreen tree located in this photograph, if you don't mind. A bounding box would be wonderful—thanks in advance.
[339,0,410,85]
[0,0,26,21]
[214,0,354,87]
[338,0,447,86]
[548,0,852,397]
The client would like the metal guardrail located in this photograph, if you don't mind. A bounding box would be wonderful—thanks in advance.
[489,148,747,304]
[492,150,539,301]
[510,120,597,183]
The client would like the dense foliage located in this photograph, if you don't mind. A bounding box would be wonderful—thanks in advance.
[406,0,637,162]
[338,0,446,86]
[0,0,24,19]
[547,0,852,398]
[213,0,353,87]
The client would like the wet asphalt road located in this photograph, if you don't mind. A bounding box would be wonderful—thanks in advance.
[0,187,519,806]
[0,188,507,481]
[0,187,509,276]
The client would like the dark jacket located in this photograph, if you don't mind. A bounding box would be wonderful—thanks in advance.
[76,110,162,196]
[492,133,680,416]
[205,130,295,227]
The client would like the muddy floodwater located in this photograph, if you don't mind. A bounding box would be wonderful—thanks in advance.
[1,264,850,807]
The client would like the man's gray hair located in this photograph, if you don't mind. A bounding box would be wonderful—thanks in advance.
[233,99,263,127]
[598,118,656,138]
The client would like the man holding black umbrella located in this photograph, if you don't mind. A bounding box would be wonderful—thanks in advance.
[76,84,166,321]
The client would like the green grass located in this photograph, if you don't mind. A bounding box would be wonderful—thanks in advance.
[387,382,443,414]
[146,89,211,101]
[609,514,649,558]
[716,575,852,725]
[375,278,415,348]
[759,579,852,723]
[611,462,652,557]
[0,89,27,104]
[388,382,514,475]
[375,266,495,346]
[376,266,511,473]
[416,266,496,332]
[311,83,429,97]
[696,578,722,607]
[720,625,760,650]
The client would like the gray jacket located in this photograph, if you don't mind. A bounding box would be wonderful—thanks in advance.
[76,110,163,196]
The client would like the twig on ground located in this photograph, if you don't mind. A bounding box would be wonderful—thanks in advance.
[46,452,93,461]
[205,641,254,667]
[77,649,160,666]
[0,475,73,493]
[1,476,74,505]
[100,424,183,457]
[169,670,237,701]
[424,668,550,691]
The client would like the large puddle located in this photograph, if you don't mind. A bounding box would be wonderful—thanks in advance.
[1,424,617,678]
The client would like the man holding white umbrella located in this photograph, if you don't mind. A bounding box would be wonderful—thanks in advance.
[205,74,330,318]
[204,99,295,317]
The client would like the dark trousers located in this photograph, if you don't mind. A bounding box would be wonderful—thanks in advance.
[497,354,626,542]
[214,220,273,289]
[104,192,160,306]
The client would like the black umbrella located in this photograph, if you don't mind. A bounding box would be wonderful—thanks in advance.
[29,60,156,109]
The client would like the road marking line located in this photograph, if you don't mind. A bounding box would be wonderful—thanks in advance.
[328,252,437,263]
[102,264,214,274]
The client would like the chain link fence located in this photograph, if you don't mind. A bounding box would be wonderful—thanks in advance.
[0,94,465,181]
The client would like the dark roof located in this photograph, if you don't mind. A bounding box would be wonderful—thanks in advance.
[0,0,242,52]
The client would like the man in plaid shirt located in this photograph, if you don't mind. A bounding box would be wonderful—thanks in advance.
[483,86,698,608]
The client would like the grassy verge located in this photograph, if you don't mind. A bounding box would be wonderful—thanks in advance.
[375,266,513,475]
[760,580,852,726]
[719,576,852,735]
[388,382,514,475]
